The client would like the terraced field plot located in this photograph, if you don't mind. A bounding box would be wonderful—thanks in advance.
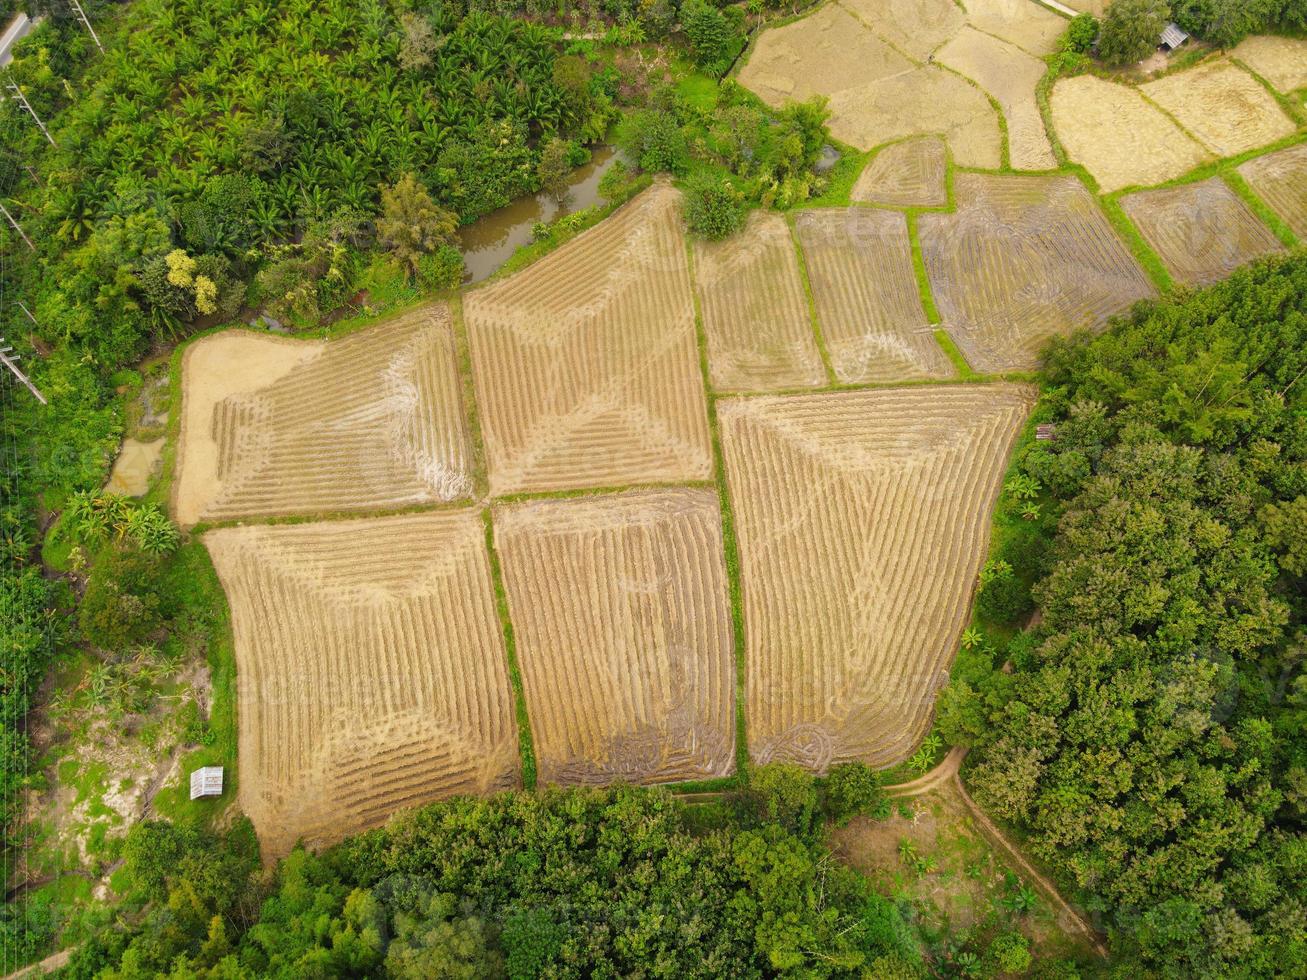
[920,173,1154,372]
[719,385,1035,771]
[838,0,963,61]
[494,489,735,786]
[851,137,947,208]
[1121,178,1284,287]
[691,210,826,391]
[938,27,1054,171]
[1239,144,1307,240]
[174,307,471,526]
[1140,60,1294,158]
[1050,75,1209,192]
[794,209,950,383]
[962,0,1066,56]
[464,184,712,495]
[206,512,519,857]
[1233,35,1307,94]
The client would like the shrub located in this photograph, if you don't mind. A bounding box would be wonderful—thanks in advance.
[746,763,819,835]
[975,558,1032,626]
[821,762,888,824]
[1063,12,1100,52]
[683,173,746,240]
[618,108,690,174]
[416,245,466,291]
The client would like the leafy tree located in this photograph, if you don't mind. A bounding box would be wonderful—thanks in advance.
[822,762,888,824]
[683,172,746,240]
[618,108,690,175]
[536,137,575,199]
[682,0,740,75]
[377,174,460,278]
[1098,0,1169,65]
[1064,12,1100,52]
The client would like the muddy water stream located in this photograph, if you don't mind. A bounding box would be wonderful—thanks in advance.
[458,145,619,283]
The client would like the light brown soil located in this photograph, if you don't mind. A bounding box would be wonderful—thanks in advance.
[839,0,965,61]
[1233,35,1307,93]
[851,137,948,207]
[794,208,951,382]
[1121,177,1285,287]
[920,173,1155,372]
[719,384,1035,771]
[1239,143,1307,240]
[1050,75,1209,192]
[1141,59,1295,157]
[493,489,735,786]
[173,306,472,526]
[691,210,826,391]
[104,437,164,497]
[205,511,519,858]
[962,0,1068,57]
[464,183,713,495]
[938,27,1055,170]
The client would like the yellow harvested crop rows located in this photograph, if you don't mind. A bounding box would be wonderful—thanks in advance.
[919,173,1154,372]
[719,384,1035,771]
[794,208,951,382]
[206,512,519,857]
[465,183,713,495]
[1121,178,1285,287]
[174,306,471,526]
[493,489,735,785]
[1140,60,1294,158]
[1239,144,1307,241]
[851,137,948,208]
[691,210,826,391]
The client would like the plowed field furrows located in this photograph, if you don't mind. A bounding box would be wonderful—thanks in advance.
[719,384,1035,771]
[1050,75,1209,192]
[174,306,471,526]
[493,489,735,785]
[464,183,713,495]
[1120,178,1285,287]
[794,209,951,382]
[205,511,519,858]
[919,173,1155,372]
[691,210,826,392]
[1233,35,1307,93]
[1239,144,1307,240]
[1140,60,1295,158]
[937,27,1055,171]
[851,137,948,207]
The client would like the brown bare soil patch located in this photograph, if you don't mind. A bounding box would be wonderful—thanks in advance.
[105,437,164,497]
[1239,143,1307,240]
[1050,75,1209,192]
[206,511,519,858]
[719,384,1034,771]
[851,137,948,207]
[920,173,1154,372]
[1234,35,1307,93]
[1121,178,1285,287]
[1141,60,1294,157]
[794,209,951,382]
[174,306,471,526]
[493,489,735,786]
[938,27,1055,170]
[464,183,712,495]
[691,210,826,391]
[838,0,965,61]
[962,0,1068,56]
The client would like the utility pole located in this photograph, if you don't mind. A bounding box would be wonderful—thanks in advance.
[67,0,103,53]
[0,200,34,250]
[16,301,38,328]
[0,338,47,404]
[4,82,56,147]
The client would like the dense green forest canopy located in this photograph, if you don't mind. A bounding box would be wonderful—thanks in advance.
[941,255,1307,977]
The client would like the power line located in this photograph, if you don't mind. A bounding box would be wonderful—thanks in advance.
[4,81,56,146]
[0,199,34,250]
[67,0,103,53]
[0,339,46,405]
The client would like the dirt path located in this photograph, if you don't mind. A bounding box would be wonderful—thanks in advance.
[2,945,74,979]
[886,748,1109,958]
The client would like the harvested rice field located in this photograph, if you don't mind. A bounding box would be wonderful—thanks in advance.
[851,137,948,208]
[206,511,519,857]
[1121,178,1285,287]
[1050,75,1209,192]
[919,173,1154,372]
[464,183,712,495]
[937,27,1055,170]
[838,0,964,61]
[1233,35,1307,94]
[794,208,951,382]
[1140,60,1295,158]
[691,210,826,391]
[493,489,735,785]
[719,384,1035,771]
[173,306,472,527]
[961,0,1067,56]
[1239,144,1307,240]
